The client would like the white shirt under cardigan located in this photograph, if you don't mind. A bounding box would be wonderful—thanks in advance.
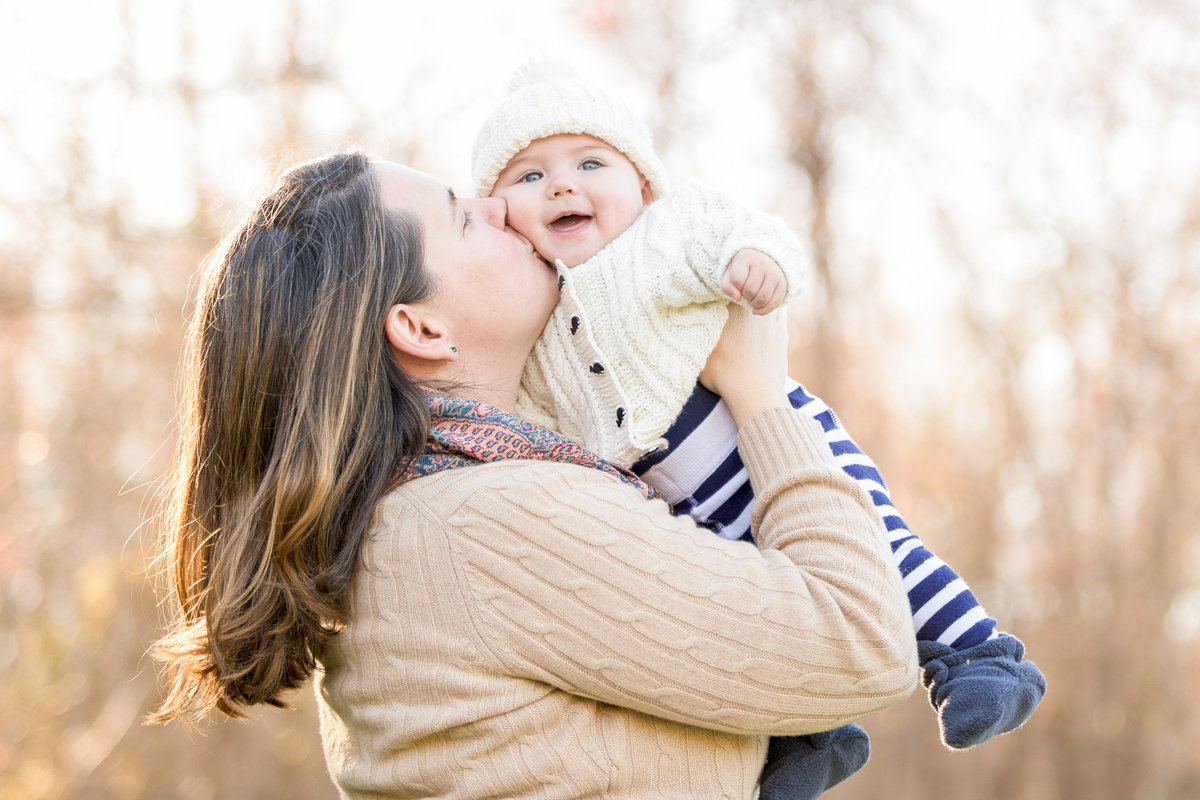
[517,178,808,469]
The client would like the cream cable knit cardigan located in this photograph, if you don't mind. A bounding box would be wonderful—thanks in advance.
[316,408,917,799]
[516,179,808,468]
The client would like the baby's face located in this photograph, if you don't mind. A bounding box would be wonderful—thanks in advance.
[491,134,652,268]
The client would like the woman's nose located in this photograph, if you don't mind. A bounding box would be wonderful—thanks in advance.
[478,196,507,229]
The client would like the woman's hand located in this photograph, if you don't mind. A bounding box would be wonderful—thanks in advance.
[699,305,790,427]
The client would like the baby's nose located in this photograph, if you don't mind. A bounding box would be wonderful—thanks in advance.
[549,174,577,196]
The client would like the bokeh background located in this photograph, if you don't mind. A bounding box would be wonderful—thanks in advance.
[2,0,1199,797]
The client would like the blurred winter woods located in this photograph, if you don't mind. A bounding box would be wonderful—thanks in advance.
[1,0,1197,797]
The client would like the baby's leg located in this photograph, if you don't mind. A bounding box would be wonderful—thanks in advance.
[785,382,996,647]
[636,380,1044,758]
[787,382,1045,748]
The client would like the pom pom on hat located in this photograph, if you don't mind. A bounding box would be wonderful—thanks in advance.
[471,63,669,200]
[506,56,562,93]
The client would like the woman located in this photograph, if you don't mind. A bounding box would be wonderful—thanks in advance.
[150,151,917,798]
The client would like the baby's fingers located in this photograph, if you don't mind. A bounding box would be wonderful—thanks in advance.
[720,260,747,302]
[751,280,787,315]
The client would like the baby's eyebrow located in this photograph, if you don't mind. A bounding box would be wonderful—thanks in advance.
[503,154,534,172]
[447,188,459,224]
[569,144,618,162]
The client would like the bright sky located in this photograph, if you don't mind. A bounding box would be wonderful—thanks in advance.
[0,0,998,211]
[2,0,1194,323]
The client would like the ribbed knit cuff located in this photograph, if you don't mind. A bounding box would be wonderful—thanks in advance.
[736,406,835,488]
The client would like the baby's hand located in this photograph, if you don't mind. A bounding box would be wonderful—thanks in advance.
[720,249,788,315]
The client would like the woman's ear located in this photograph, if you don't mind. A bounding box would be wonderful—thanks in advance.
[384,304,459,363]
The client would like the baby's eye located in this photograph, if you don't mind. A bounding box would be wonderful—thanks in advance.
[580,159,602,171]
[518,171,543,183]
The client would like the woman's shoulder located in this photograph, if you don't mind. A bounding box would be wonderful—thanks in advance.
[380,459,651,521]
[361,459,678,578]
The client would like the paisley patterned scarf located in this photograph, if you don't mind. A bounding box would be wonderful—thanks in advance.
[402,394,659,500]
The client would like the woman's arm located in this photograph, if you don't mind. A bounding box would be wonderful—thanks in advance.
[696,299,790,426]
[451,307,916,736]
[444,414,915,736]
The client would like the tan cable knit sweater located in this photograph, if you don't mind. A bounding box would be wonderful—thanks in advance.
[316,408,916,799]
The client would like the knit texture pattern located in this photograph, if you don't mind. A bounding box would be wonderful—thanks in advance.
[517,179,808,468]
[315,408,916,799]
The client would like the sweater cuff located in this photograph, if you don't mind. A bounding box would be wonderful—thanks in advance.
[736,406,835,485]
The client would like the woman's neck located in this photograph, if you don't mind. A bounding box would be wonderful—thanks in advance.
[461,385,520,415]
[397,341,527,416]
[458,349,527,414]
[424,365,521,416]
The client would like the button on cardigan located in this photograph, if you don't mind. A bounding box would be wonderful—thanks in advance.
[516,179,808,468]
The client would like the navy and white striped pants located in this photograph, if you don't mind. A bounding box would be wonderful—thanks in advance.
[633,380,997,649]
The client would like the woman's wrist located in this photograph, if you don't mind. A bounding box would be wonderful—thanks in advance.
[723,388,789,428]
[737,406,831,477]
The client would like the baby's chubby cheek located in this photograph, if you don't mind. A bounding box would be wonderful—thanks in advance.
[521,233,557,266]
[492,194,541,242]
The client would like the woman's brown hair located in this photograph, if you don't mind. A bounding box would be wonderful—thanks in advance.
[148,152,431,723]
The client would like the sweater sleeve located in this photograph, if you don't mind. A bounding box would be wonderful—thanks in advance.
[660,178,808,307]
[447,408,917,736]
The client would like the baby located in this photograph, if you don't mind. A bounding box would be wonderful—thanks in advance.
[472,75,1045,799]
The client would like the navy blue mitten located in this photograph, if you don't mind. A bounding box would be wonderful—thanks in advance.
[759,725,870,800]
[918,633,1046,749]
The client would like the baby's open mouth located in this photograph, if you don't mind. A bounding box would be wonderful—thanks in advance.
[548,214,592,232]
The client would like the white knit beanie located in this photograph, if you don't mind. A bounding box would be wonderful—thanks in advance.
[472,72,669,201]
